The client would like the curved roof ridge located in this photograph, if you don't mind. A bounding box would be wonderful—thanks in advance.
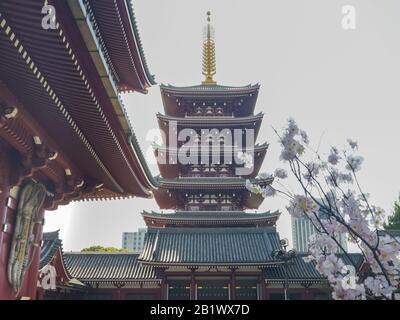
[160,83,259,88]
[142,210,280,216]
[66,251,139,255]
[160,83,260,93]
[146,226,277,233]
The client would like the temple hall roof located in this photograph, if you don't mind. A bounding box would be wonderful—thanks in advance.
[63,252,159,283]
[265,253,364,284]
[84,0,156,92]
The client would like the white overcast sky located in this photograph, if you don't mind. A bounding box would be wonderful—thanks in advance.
[44,0,400,251]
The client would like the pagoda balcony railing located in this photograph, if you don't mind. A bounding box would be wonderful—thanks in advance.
[182,173,232,178]
[155,144,268,154]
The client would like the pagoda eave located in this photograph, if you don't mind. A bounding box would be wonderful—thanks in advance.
[157,114,263,144]
[160,84,260,117]
[154,143,268,179]
[157,112,264,126]
[160,83,260,96]
[142,210,281,228]
[153,178,270,210]
[156,177,273,189]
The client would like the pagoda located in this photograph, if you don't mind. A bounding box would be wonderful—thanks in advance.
[31,11,365,301]
[138,12,282,300]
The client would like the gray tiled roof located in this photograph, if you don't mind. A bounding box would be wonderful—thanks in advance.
[139,227,281,265]
[40,230,63,270]
[63,252,159,281]
[266,253,364,282]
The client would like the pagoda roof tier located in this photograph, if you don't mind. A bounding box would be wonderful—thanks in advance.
[156,176,273,189]
[139,227,282,267]
[154,143,268,179]
[84,0,156,93]
[157,112,263,127]
[142,210,280,228]
[161,83,260,94]
[155,142,268,155]
[157,113,264,143]
[153,177,271,210]
[160,84,260,117]
[0,0,158,206]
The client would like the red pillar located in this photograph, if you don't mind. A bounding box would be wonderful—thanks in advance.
[259,270,267,300]
[116,289,122,300]
[161,282,168,300]
[0,142,47,300]
[0,142,16,300]
[20,207,45,300]
[229,268,236,300]
[159,268,168,300]
[190,269,196,300]
[303,288,313,300]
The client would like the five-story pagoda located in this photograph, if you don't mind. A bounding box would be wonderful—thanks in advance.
[139,12,283,300]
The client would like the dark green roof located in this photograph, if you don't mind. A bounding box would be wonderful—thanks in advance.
[139,227,281,266]
[40,230,63,270]
[63,252,159,282]
[266,253,364,283]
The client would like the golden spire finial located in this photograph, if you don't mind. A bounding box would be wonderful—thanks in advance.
[202,11,217,85]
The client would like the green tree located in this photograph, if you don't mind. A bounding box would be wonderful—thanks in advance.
[81,246,127,253]
[384,196,400,230]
